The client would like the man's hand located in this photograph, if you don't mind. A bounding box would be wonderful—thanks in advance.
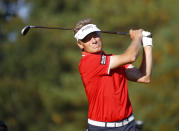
[129,29,143,41]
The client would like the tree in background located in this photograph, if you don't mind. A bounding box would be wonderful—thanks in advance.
[0,0,178,130]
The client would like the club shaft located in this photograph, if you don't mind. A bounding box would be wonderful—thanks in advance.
[101,31,129,35]
[31,26,72,30]
[30,26,128,35]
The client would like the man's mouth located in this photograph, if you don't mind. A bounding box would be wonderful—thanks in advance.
[92,44,101,49]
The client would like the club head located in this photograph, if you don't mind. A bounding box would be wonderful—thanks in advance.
[21,25,31,35]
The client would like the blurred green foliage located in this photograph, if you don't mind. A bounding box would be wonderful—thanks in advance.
[0,0,178,130]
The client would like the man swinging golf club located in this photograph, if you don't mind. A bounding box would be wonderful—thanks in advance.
[73,18,153,131]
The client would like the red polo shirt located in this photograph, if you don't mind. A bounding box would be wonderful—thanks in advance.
[79,51,132,122]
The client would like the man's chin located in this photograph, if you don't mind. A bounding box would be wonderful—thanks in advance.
[87,50,101,54]
[95,47,102,52]
[93,49,102,54]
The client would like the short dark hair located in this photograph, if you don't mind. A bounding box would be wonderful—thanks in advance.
[73,18,93,35]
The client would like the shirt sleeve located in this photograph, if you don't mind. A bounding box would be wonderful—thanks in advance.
[81,54,111,77]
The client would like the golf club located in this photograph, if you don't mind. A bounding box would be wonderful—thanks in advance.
[21,25,152,37]
[21,25,72,36]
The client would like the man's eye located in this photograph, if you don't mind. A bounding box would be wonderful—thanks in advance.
[94,34,98,38]
[82,37,91,42]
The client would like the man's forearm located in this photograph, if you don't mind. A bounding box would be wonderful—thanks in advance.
[139,46,153,80]
[110,29,143,70]
[125,38,142,61]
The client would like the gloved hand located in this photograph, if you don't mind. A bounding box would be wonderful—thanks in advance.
[142,31,153,47]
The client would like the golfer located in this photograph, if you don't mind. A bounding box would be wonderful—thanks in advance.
[73,18,152,131]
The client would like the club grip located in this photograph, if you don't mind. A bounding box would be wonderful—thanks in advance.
[101,31,128,36]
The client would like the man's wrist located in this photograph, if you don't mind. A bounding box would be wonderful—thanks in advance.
[143,46,152,54]
[144,45,152,50]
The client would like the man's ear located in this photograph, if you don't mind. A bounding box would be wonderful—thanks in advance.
[77,41,84,50]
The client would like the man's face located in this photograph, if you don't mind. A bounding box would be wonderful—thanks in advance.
[78,32,102,53]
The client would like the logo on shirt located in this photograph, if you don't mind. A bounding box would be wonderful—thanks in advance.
[100,54,106,65]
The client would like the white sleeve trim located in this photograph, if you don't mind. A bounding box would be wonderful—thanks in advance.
[107,56,112,75]
[127,64,134,69]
